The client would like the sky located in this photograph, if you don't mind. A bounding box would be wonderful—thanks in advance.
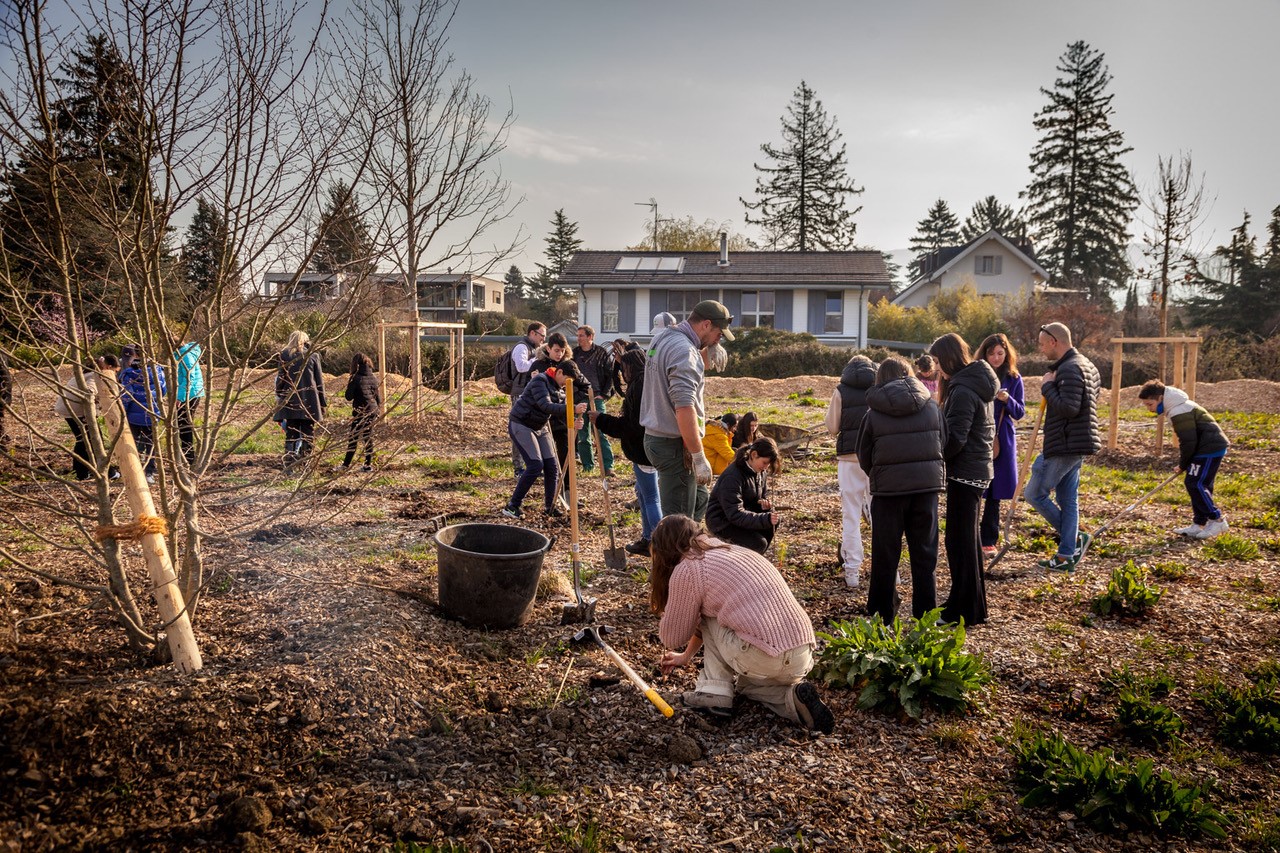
[441,0,1280,282]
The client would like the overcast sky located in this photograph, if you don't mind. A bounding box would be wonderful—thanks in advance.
[444,0,1279,280]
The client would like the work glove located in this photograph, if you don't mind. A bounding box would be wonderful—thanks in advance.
[690,450,712,486]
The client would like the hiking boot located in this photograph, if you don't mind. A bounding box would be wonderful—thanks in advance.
[1174,522,1205,537]
[500,505,523,520]
[1196,518,1229,539]
[1038,553,1075,573]
[624,538,650,556]
[624,498,640,510]
[361,464,373,473]
[681,691,732,718]
[793,682,835,734]
[604,469,616,479]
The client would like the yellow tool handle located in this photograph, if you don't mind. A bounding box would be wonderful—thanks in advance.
[644,688,676,718]
[596,635,674,719]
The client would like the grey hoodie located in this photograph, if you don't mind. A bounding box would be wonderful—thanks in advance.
[639,323,705,439]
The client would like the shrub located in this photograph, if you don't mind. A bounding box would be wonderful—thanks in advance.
[1092,560,1163,617]
[812,608,991,719]
[1199,673,1280,754]
[1117,689,1185,745]
[1009,725,1227,839]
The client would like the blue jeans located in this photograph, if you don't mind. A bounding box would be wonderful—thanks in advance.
[634,465,661,541]
[1025,453,1083,559]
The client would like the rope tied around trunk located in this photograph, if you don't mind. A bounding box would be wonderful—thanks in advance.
[94,514,169,542]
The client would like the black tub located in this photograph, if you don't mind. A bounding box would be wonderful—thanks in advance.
[433,523,553,629]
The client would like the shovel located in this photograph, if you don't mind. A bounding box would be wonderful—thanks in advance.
[561,379,597,624]
[1075,471,1181,565]
[986,401,1046,574]
[592,422,627,570]
[570,625,674,718]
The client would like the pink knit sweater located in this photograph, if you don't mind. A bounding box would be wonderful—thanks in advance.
[659,541,816,657]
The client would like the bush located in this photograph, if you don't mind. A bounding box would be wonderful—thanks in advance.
[1200,673,1280,753]
[719,326,892,378]
[1117,689,1185,745]
[1009,725,1227,839]
[1092,560,1163,617]
[812,608,991,719]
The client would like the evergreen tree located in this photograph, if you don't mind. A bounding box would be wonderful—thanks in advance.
[503,264,527,301]
[1024,41,1138,302]
[182,197,237,309]
[311,182,376,278]
[1183,210,1280,336]
[528,209,582,317]
[740,80,863,251]
[960,195,1024,242]
[907,199,960,279]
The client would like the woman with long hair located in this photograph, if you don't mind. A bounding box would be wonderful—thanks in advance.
[649,515,834,733]
[732,411,759,449]
[930,333,997,627]
[342,352,381,471]
[974,333,1026,555]
[275,329,327,470]
[706,437,782,554]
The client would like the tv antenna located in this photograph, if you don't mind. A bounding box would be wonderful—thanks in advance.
[634,198,670,251]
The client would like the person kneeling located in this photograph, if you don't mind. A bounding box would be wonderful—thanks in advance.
[650,515,834,733]
[706,437,782,554]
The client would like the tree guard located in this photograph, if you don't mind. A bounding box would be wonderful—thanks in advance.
[376,320,466,424]
[1107,336,1201,452]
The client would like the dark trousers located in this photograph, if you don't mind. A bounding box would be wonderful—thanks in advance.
[980,496,1002,547]
[943,481,988,626]
[176,399,199,464]
[553,425,570,495]
[343,412,376,468]
[867,492,938,623]
[1185,454,1224,524]
[510,422,560,510]
[66,417,92,480]
[712,522,774,555]
[130,422,156,476]
[284,419,315,462]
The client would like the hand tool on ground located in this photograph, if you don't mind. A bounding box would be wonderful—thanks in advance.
[592,422,627,570]
[569,625,674,717]
[1075,471,1181,565]
[986,400,1046,574]
[561,379,597,624]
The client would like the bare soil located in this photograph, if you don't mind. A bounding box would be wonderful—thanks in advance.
[2,371,1279,851]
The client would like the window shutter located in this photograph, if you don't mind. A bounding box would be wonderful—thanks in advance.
[807,291,825,334]
[995,255,1003,275]
[722,291,742,324]
[618,290,636,334]
[974,256,983,274]
[648,289,668,318]
[775,290,793,331]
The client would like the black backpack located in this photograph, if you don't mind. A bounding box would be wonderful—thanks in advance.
[494,348,518,395]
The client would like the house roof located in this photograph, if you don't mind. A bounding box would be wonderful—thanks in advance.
[560,250,893,289]
[893,229,1051,305]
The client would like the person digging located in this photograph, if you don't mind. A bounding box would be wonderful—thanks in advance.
[648,514,834,734]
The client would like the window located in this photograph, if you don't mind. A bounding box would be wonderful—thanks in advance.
[824,291,844,333]
[739,290,775,328]
[471,284,485,308]
[601,290,619,332]
[668,291,703,323]
[975,254,1002,276]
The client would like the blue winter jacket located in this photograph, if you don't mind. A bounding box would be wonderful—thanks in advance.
[121,365,167,427]
[175,342,204,402]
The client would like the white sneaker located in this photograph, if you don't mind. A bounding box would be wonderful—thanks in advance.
[844,569,860,589]
[1196,518,1229,539]
[1174,522,1204,537]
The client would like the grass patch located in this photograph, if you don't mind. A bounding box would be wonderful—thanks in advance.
[1117,690,1185,745]
[1149,559,1190,581]
[554,817,612,852]
[412,456,507,478]
[1202,534,1260,562]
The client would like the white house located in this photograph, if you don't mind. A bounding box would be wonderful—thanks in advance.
[257,270,503,322]
[892,229,1050,308]
[559,241,893,346]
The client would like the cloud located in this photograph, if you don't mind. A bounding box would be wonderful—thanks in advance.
[505,124,645,166]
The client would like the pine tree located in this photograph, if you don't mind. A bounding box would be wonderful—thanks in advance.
[312,182,376,278]
[907,199,960,279]
[503,265,527,301]
[740,81,863,251]
[1024,41,1138,302]
[1183,210,1280,336]
[528,209,582,317]
[182,197,237,309]
[960,195,1024,242]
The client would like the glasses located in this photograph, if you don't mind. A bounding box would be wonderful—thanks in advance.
[1038,325,1057,342]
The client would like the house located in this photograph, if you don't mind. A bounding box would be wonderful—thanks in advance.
[892,229,1050,308]
[558,240,893,346]
[257,270,503,322]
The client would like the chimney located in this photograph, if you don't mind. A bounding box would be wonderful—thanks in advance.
[718,232,729,267]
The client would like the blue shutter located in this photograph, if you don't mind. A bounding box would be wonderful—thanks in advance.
[808,290,825,334]
[619,290,636,334]
[722,291,742,326]
[701,289,719,303]
[775,290,793,331]
[649,289,668,319]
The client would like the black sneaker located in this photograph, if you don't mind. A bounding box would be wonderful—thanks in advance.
[501,505,522,520]
[545,504,565,519]
[794,682,835,734]
[624,538,650,556]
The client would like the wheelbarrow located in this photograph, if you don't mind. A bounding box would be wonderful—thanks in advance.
[757,423,826,458]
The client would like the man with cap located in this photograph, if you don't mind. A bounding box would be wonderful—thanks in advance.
[1026,321,1101,572]
[640,300,735,522]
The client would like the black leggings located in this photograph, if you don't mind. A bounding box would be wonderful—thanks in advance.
[943,481,987,626]
[284,419,316,461]
[343,413,375,467]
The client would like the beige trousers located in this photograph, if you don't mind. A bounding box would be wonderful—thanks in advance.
[696,617,814,723]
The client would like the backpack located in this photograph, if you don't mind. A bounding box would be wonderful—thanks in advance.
[494,347,518,395]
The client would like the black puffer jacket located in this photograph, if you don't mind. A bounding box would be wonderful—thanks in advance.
[594,353,650,466]
[942,359,998,481]
[836,357,878,456]
[1041,347,1102,458]
[510,373,564,431]
[706,455,771,534]
[858,376,947,496]
[529,356,591,434]
[344,367,381,414]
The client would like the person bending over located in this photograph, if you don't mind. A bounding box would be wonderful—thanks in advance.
[706,437,782,554]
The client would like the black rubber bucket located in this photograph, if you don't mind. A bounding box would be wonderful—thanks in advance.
[433,523,554,630]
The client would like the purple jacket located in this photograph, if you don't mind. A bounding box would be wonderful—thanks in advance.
[987,373,1025,500]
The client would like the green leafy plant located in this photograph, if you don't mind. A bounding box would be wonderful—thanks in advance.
[1102,664,1175,698]
[1202,533,1260,561]
[1009,725,1227,839]
[1199,673,1280,754]
[813,609,991,720]
[1092,560,1163,617]
[1117,689,1185,745]
[555,817,611,852]
[1149,560,1190,581]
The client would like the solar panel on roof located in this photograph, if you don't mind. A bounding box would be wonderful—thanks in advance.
[614,257,640,271]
